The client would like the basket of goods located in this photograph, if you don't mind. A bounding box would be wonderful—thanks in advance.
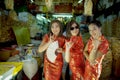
[0,49,11,61]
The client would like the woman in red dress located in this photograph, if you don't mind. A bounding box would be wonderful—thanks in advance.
[65,20,85,80]
[84,20,109,80]
[38,20,65,80]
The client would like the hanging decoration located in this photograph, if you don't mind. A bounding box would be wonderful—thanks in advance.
[45,0,53,11]
[84,0,93,16]
[4,0,14,10]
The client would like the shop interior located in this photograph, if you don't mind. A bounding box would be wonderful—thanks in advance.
[0,0,120,80]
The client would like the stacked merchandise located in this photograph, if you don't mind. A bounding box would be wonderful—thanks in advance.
[98,15,120,38]
[102,16,113,37]
[112,17,120,38]
[0,0,15,42]
[0,10,30,45]
[110,37,120,77]
[0,13,15,42]
[100,49,112,80]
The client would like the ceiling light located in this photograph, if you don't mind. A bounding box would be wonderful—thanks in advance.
[52,13,73,18]
[30,0,34,3]
[78,0,83,3]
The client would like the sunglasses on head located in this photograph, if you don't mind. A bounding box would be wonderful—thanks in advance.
[70,26,79,30]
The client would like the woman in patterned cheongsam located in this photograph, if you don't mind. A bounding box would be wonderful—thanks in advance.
[65,20,85,80]
[38,20,65,80]
[84,20,109,80]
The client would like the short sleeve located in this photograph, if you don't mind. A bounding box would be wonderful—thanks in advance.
[42,34,49,42]
[98,40,109,54]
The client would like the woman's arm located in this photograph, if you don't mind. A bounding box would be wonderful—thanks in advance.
[89,39,102,65]
[37,40,51,53]
[65,41,73,63]
[89,47,97,65]
[83,43,89,61]
[37,34,55,53]
[65,48,70,63]
[89,49,103,65]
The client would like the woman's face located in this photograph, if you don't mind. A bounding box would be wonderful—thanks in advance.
[88,24,101,39]
[70,23,79,36]
[51,22,60,36]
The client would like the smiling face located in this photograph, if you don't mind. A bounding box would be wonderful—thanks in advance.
[88,24,101,39]
[51,22,61,36]
[70,23,79,36]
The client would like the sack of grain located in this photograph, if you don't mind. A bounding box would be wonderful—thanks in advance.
[100,49,112,80]
[111,38,120,77]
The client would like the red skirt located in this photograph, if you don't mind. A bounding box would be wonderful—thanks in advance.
[44,54,63,80]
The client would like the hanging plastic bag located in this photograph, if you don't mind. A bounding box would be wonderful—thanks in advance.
[4,0,14,10]
[23,58,38,80]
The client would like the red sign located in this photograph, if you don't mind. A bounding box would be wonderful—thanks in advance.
[55,3,72,13]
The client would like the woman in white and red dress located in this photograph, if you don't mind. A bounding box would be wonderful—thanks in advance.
[38,20,65,80]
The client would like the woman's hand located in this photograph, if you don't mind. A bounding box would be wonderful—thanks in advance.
[94,30,102,40]
[92,39,101,49]
[65,40,73,63]
[90,59,97,66]
[65,41,74,50]
[56,48,63,53]
[55,48,63,55]
[49,34,56,43]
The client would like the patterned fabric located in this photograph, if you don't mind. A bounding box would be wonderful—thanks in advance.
[68,36,85,80]
[84,36,109,80]
[43,34,65,80]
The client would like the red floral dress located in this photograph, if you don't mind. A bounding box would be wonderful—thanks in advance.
[68,36,85,80]
[43,34,65,80]
[84,36,109,80]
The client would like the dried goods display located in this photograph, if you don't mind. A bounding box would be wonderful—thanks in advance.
[110,37,120,77]
[100,49,112,80]
[0,10,30,44]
